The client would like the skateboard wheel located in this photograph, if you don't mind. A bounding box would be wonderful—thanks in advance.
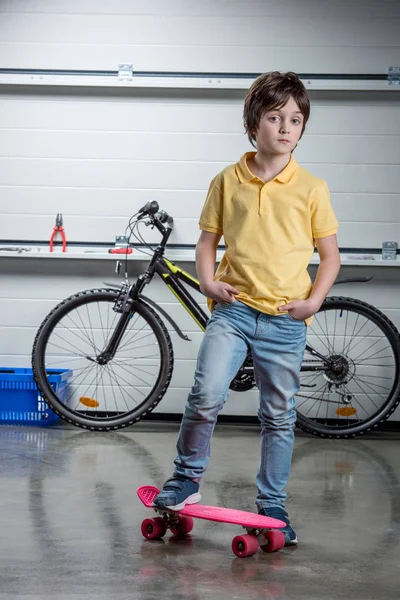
[169,516,194,536]
[260,530,285,553]
[232,534,259,558]
[141,517,167,540]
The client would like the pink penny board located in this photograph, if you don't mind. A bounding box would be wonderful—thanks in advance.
[137,485,286,529]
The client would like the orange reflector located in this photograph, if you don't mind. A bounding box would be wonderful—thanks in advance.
[80,397,99,408]
[336,406,357,417]
[335,460,355,475]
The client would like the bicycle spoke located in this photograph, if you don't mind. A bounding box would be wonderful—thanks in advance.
[357,356,396,364]
[341,315,378,357]
[351,374,389,403]
[105,362,124,413]
[97,303,107,349]
[102,367,122,414]
[357,374,394,381]
[299,394,325,417]
[344,380,379,409]
[314,392,325,421]
[332,308,338,355]
[113,363,158,378]
[71,364,102,412]
[70,309,100,354]
[104,364,131,413]
[112,359,157,389]
[43,356,90,366]
[351,374,391,393]
[117,340,160,355]
[117,353,160,360]
[117,326,153,350]
[97,365,107,414]
[352,342,393,364]
[299,371,321,385]
[104,363,147,401]
[117,318,152,352]
[85,303,98,354]
[341,383,375,417]
[73,308,99,353]
[342,309,350,357]
[49,327,97,356]
[341,311,362,357]
[308,314,332,355]
[108,367,141,409]
[296,380,331,413]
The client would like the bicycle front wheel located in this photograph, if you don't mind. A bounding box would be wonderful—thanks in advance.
[32,289,174,430]
[296,296,400,438]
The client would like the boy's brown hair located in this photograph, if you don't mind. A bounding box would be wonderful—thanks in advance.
[243,71,310,147]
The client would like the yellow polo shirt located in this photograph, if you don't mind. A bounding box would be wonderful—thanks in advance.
[199,152,339,327]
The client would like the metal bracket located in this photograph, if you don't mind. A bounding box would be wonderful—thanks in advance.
[382,241,398,260]
[115,235,129,246]
[388,67,400,86]
[118,64,133,81]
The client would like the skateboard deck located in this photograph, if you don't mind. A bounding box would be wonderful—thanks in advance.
[137,485,287,557]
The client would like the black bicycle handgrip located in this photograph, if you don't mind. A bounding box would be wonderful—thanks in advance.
[157,210,173,224]
[139,200,159,215]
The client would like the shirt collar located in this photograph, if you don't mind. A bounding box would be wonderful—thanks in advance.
[235,152,298,184]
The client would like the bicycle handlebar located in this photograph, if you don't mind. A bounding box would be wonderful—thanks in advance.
[138,201,174,228]
[139,201,159,215]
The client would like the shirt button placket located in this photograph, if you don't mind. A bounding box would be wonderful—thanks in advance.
[260,183,268,215]
[258,181,264,215]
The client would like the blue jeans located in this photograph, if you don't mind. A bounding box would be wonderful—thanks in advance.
[173,300,307,510]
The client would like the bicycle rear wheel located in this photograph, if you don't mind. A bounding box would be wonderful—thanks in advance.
[296,296,400,438]
[32,289,174,430]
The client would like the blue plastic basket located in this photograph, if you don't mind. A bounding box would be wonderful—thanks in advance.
[0,368,72,426]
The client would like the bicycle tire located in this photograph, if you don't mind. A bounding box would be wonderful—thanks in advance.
[296,296,400,438]
[32,289,174,430]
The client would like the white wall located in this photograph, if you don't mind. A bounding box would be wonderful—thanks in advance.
[0,0,399,421]
[0,0,399,72]
[0,91,399,247]
[0,0,399,246]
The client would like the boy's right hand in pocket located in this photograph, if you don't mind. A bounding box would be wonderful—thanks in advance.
[200,281,240,305]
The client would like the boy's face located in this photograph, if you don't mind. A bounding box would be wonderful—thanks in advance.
[253,96,304,156]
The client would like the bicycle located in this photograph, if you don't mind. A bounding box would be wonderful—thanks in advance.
[32,201,400,437]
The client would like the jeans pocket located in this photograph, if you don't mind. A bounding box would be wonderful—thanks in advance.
[215,301,234,309]
[286,313,305,324]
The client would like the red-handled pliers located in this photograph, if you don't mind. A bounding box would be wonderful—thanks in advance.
[49,213,67,252]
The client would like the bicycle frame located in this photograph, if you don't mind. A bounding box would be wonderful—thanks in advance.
[154,258,208,331]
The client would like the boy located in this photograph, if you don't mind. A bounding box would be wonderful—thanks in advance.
[154,71,340,545]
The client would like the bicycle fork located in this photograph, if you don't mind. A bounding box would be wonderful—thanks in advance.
[96,281,143,364]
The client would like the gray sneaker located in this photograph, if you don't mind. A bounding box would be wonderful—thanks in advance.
[258,507,298,546]
[153,477,201,511]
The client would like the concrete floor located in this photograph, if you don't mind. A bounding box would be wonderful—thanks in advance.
[0,422,399,600]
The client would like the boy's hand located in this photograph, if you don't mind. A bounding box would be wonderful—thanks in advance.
[278,299,320,321]
[200,281,240,305]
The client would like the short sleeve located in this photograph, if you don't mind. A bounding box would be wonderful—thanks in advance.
[310,180,339,239]
[198,175,224,235]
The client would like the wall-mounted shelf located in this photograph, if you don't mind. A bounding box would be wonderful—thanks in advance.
[0,69,397,92]
[0,246,398,267]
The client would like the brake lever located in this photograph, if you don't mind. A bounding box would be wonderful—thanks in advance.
[136,212,153,226]
[144,217,156,229]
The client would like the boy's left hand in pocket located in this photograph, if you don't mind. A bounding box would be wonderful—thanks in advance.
[278,299,320,321]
